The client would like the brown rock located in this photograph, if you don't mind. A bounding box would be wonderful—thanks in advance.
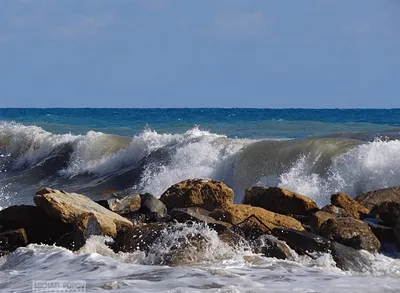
[243,186,318,215]
[331,192,369,219]
[0,205,72,244]
[374,201,400,226]
[355,187,400,211]
[210,204,304,239]
[34,188,133,237]
[319,217,380,253]
[321,204,352,217]
[310,211,337,232]
[160,179,234,211]
[0,228,28,251]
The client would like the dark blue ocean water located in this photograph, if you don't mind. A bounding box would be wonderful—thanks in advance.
[1,108,400,139]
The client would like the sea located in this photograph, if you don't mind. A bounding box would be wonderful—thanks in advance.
[1,108,400,292]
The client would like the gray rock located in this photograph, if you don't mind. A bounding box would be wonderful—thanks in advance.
[139,193,167,220]
[330,242,372,272]
[97,194,141,215]
[356,187,400,211]
[252,235,295,260]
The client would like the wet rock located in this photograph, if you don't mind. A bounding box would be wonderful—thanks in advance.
[218,228,246,247]
[321,205,352,217]
[57,212,105,250]
[0,250,9,257]
[138,193,167,220]
[210,204,304,240]
[160,179,234,211]
[252,235,295,260]
[330,242,372,272]
[97,194,141,214]
[393,219,400,250]
[170,207,231,233]
[310,211,337,232]
[355,187,400,211]
[373,201,400,227]
[34,188,133,237]
[331,192,369,219]
[272,227,331,254]
[0,228,28,251]
[243,186,318,216]
[110,222,167,253]
[364,218,395,251]
[319,217,380,253]
[0,205,72,245]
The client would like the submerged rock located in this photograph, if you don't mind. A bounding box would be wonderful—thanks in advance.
[355,187,400,211]
[243,186,318,215]
[252,235,295,260]
[34,188,133,237]
[331,192,369,219]
[319,217,380,253]
[210,204,304,239]
[0,229,28,251]
[160,179,234,211]
[0,205,72,245]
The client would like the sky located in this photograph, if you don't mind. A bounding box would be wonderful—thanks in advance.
[0,0,399,108]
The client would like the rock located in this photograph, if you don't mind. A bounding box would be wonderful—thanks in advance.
[272,227,331,255]
[218,228,246,247]
[356,187,400,211]
[321,205,352,217]
[97,194,141,214]
[210,204,304,240]
[373,201,400,226]
[34,188,133,237]
[393,219,400,250]
[364,218,395,251]
[0,250,9,257]
[160,179,234,211]
[138,193,168,219]
[57,213,105,250]
[243,186,318,216]
[319,217,380,253]
[110,222,167,253]
[170,207,231,233]
[330,242,372,272]
[310,211,337,232]
[0,205,72,245]
[331,192,369,219]
[251,235,295,260]
[0,229,28,251]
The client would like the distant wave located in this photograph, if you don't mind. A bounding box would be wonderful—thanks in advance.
[2,121,400,207]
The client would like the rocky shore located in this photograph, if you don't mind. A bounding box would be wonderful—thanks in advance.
[1,179,400,271]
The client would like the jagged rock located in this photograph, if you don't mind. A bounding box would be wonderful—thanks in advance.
[321,205,352,217]
[252,235,295,260]
[330,242,372,272]
[0,229,28,251]
[34,188,133,237]
[210,204,304,240]
[372,201,400,227]
[170,207,230,233]
[355,187,400,211]
[310,211,337,232]
[56,212,105,250]
[272,227,331,254]
[331,192,369,219]
[138,193,168,219]
[243,186,318,215]
[0,205,72,245]
[110,222,167,253]
[160,179,234,211]
[319,217,380,253]
[97,194,141,214]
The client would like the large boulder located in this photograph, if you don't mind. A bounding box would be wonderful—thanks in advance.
[331,192,369,219]
[251,235,295,260]
[319,217,380,253]
[330,242,372,272]
[210,204,304,239]
[243,186,318,216]
[0,229,28,251]
[355,187,400,211]
[310,211,337,232]
[110,222,167,253]
[34,188,133,237]
[0,205,72,244]
[160,179,234,211]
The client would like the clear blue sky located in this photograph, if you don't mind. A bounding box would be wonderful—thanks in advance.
[1,0,399,108]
